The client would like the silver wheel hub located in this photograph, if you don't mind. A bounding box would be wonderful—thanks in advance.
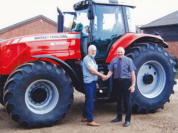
[25,79,59,114]
[137,60,166,98]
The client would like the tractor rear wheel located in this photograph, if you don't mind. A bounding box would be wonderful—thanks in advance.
[126,43,176,113]
[3,61,73,127]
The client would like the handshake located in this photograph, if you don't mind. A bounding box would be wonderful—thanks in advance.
[100,74,109,81]
[95,71,112,81]
[98,71,112,81]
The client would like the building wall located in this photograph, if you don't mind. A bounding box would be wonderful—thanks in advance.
[141,25,178,58]
[141,25,178,42]
[0,17,57,39]
[166,41,178,58]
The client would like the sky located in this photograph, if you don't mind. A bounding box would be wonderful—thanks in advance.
[0,0,178,29]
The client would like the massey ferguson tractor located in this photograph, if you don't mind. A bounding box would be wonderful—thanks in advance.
[0,0,177,128]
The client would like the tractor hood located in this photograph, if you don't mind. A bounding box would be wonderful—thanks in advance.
[1,32,81,45]
[0,32,82,60]
[0,32,82,75]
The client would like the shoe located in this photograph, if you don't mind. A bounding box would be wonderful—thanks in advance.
[111,117,122,123]
[87,121,100,126]
[81,117,88,122]
[123,121,130,127]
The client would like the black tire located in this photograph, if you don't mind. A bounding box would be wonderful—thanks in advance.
[0,87,3,105]
[126,43,176,113]
[0,75,8,105]
[3,61,73,128]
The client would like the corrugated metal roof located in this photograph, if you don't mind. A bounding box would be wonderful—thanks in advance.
[0,15,57,33]
[141,10,178,29]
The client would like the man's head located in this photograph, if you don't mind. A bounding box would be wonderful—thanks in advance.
[117,47,125,58]
[88,45,97,57]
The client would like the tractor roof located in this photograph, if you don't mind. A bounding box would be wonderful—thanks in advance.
[74,0,135,10]
[93,0,135,7]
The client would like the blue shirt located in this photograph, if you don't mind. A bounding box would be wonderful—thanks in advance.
[108,56,136,79]
[82,55,98,83]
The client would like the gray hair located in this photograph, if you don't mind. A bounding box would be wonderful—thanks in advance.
[88,45,96,52]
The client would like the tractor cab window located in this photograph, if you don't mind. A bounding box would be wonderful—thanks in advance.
[92,4,125,58]
[73,9,90,34]
[73,9,90,56]
[126,7,136,33]
[64,13,75,31]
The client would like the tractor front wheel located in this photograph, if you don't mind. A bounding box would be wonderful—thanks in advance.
[3,61,73,127]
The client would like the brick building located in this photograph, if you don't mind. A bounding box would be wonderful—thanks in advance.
[0,15,57,39]
[140,10,178,58]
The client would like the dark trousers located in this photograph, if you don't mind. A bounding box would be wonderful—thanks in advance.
[83,81,96,122]
[113,78,132,122]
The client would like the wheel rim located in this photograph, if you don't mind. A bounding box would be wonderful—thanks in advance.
[137,60,166,98]
[25,79,59,114]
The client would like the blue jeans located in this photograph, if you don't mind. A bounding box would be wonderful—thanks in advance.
[83,81,96,122]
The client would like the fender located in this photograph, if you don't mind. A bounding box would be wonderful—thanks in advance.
[106,33,168,63]
[0,32,81,75]
[31,55,82,91]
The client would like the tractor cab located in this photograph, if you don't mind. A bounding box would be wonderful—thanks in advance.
[60,0,135,58]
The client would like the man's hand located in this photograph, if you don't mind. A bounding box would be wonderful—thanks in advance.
[130,71,136,93]
[96,83,99,88]
[101,75,108,81]
[129,85,135,93]
[102,71,113,81]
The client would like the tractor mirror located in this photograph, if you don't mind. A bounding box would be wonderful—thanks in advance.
[88,6,94,20]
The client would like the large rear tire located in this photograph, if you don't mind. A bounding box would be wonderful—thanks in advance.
[126,43,176,113]
[3,61,73,127]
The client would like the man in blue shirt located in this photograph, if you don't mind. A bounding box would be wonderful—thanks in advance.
[105,47,136,127]
[82,45,106,126]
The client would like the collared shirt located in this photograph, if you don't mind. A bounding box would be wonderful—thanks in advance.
[108,56,136,79]
[82,55,98,83]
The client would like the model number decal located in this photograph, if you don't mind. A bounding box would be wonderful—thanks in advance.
[34,35,68,40]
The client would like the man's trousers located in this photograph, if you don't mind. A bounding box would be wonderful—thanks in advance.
[83,81,96,122]
[113,78,132,122]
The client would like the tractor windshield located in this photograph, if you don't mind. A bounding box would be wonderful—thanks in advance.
[93,4,125,41]
[92,4,125,58]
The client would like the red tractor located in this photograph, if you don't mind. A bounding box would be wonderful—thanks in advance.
[0,0,176,128]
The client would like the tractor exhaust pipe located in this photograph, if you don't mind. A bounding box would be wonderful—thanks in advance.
[57,8,64,32]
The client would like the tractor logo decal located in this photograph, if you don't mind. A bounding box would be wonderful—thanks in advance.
[19,34,80,43]
[8,34,80,44]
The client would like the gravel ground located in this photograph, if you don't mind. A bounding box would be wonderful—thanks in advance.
[0,80,178,133]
